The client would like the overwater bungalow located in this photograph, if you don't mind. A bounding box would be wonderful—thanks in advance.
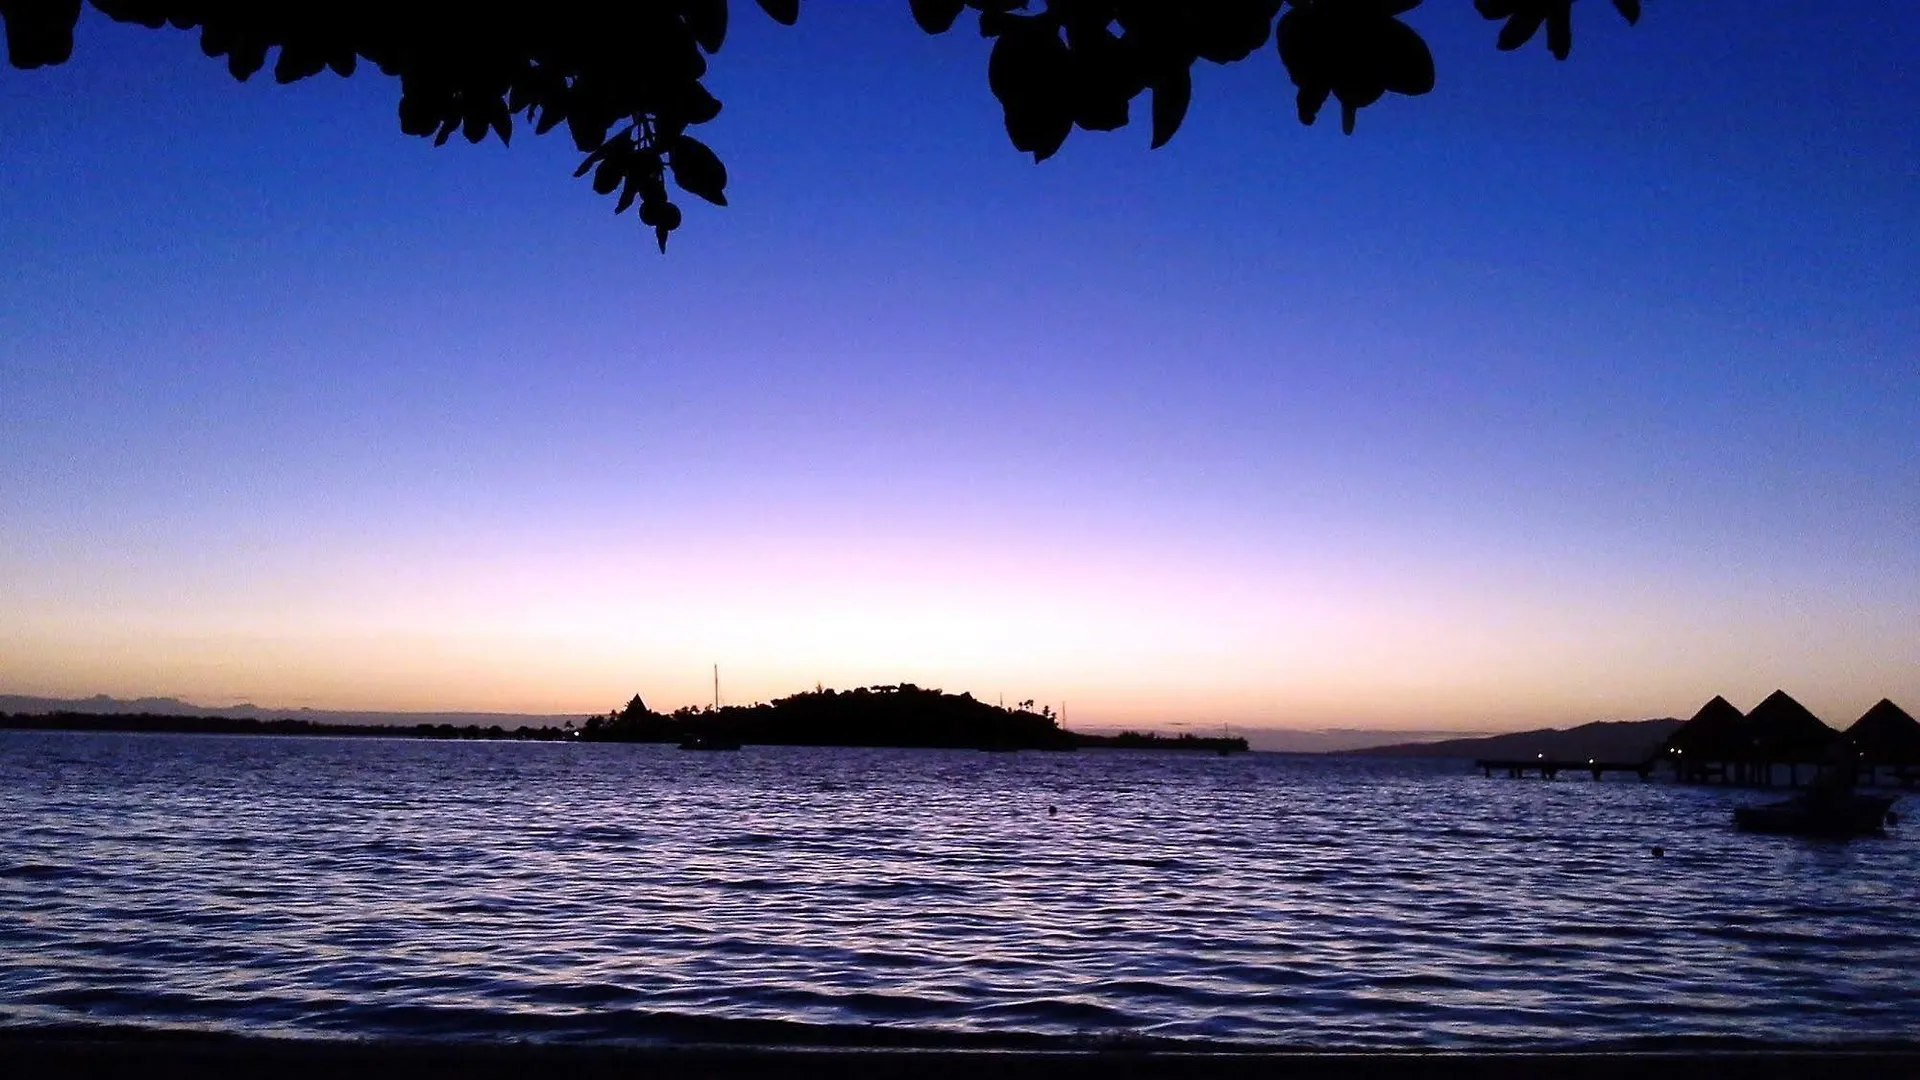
[1663,690,1844,788]
[1664,695,1747,784]
[1744,689,1842,786]
[1846,699,1920,788]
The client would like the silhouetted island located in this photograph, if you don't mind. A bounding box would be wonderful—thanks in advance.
[582,684,1248,753]
[0,684,1249,754]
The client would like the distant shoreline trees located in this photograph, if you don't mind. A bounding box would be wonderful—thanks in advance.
[0,710,570,740]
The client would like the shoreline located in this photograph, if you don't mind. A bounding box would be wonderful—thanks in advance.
[0,715,1248,754]
[7,1032,1920,1080]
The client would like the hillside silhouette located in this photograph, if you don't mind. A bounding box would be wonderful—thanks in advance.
[0,694,579,731]
[1349,717,1682,762]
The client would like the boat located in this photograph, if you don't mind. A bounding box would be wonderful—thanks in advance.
[678,733,742,751]
[678,664,742,750]
[1733,789,1897,838]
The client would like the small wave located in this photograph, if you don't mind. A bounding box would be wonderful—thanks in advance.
[572,826,639,844]
[842,880,970,899]
[26,986,214,1015]
[532,982,645,1007]
[972,997,1146,1029]
[0,862,100,882]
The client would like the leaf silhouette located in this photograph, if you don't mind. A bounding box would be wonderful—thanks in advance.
[1496,11,1544,51]
[1,0,80,69]
[592,159,622,195]
[1480,0,1581,59]
[988,22,1074,161]
[226,39,267,81]
[686,0,728,53]
[1149,68,1191,149]
[1378,21,1435,96]
[669,134,729,206]
[1191,1,1281,63]
[909,0,966,35]
[1545,3,1572,59]
[755,0,799,27]
[274,43,327,84]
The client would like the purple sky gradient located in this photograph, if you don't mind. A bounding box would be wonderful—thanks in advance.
[2,5,1916,730]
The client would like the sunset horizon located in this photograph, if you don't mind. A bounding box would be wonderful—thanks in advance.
[5,11,1913,741]
[2,676,1909,741]
[5,2,1919,1067]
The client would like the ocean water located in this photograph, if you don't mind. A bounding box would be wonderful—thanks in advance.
[2,730,1916,1049]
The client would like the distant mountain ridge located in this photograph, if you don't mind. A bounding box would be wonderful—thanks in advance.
[0,693,583,730]
[1347,717,1684,761]
[1236,727,1495,753]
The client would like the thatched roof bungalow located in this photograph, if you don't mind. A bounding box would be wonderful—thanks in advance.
[1847,699,1920,766]
[1663,695,1748,759]
[1664,691,1847,786]
[1742,689,1841,761]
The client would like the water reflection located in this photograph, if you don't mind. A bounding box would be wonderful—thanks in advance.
[0,731,1915,1048]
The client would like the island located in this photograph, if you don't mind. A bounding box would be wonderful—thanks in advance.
[583,684,1247,753]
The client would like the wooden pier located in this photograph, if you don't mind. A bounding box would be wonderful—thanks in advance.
[1477,758,1655,780]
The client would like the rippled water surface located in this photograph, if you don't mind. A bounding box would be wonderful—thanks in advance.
[3,731,1918,1048]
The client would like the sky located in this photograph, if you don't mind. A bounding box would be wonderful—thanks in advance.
[2,4,1916,734]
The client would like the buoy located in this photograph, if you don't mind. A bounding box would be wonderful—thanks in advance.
[1651,845,1665,857]
[1047,805,1057,816]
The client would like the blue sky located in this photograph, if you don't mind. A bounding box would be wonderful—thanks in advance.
[2,3,1916,730]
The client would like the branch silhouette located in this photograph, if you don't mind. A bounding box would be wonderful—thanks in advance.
[2,1,1644,250]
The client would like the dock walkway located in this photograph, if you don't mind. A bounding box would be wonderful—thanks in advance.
[1477,758,1654,780]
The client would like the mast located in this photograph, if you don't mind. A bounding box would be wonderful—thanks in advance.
[713,664,719,712]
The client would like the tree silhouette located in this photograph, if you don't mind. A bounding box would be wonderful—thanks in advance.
[2,1,1644,250]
